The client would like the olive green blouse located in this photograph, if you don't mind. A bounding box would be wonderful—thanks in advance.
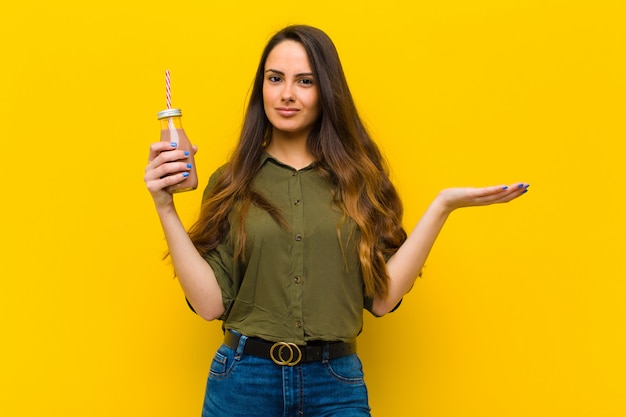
[202,153,388,344]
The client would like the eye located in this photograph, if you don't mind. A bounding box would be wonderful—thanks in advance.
[298,78,314,86]
[267,75,282,83]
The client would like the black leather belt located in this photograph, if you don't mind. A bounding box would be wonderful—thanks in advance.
[224,331,357,366]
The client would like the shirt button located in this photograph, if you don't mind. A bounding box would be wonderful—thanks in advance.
[295,234,302,241]
[294,199,301,206]
[295,321,302,328]
[293,275,301,284]
[292,170,297,176]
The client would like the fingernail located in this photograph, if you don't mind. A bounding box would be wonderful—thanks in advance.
[517,183,524,188]
[182,172,189,178]
[186,163,192,168]
[170,142,177,147]
[525,184,530,189]
[502,186,508,190]
[522,189,528,194]
[184,151,190,156]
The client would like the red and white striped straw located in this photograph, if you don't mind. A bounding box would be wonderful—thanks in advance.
[165,69,172,109]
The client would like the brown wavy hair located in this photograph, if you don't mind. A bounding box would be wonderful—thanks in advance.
[187,25,407,298]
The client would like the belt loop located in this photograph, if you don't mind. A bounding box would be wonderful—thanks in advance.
[321,343,330,364]
[234,332,247,361]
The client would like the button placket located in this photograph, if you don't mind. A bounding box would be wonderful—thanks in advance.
[289,168,305,338]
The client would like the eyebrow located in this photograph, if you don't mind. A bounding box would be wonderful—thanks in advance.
[265,69,314,77]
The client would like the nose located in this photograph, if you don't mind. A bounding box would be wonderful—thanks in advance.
[281,82,295,103]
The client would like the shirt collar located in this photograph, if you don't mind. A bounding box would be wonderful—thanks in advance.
[261,151,317,172]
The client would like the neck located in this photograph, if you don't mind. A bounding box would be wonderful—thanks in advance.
[265,132,315,170]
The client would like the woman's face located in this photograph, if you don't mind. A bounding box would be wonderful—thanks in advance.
[263,40,321,141]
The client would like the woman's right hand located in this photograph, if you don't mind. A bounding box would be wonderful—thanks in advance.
[144,142,195,209]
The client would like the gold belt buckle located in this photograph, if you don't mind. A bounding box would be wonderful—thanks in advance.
[270,342,303,366]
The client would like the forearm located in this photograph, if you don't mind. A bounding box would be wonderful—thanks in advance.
[157,205,225,320]
[372,195,452,315]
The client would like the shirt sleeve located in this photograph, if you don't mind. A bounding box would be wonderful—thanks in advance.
[203,238,236,321]
[188,165,237,320]
[363,240,403,317]
[364,296,402,317]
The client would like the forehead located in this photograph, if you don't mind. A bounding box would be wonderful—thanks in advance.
[265,40,312,72]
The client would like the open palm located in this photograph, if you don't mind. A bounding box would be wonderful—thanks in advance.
[438,183,529,211]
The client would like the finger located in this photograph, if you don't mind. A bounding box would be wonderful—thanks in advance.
[146,148,191,173]
[484,183,528,195]
[161,171,192,188]
[507,182,529,192]
[145,160,193,181]
[148,141,177,162]
[483,183,530,204]
[507,183,530,199]
[145,171,192,194]
[475,185,512,197]
[462,185,511,203]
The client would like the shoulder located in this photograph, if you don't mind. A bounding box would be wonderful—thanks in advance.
[209,163,229,181]
[202,163,229,200]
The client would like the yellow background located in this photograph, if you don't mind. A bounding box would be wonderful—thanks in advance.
[1,1,624,416]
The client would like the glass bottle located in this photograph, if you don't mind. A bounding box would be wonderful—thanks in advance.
[157,108,198,193]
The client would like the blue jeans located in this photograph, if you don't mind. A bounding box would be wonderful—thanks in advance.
[202,333,371,417]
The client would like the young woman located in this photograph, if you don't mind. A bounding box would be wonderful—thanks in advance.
[144,25,529,417]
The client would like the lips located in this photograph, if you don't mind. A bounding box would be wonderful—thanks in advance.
[276,107,300,117]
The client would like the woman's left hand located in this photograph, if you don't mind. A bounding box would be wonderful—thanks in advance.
[437,183,530,212]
